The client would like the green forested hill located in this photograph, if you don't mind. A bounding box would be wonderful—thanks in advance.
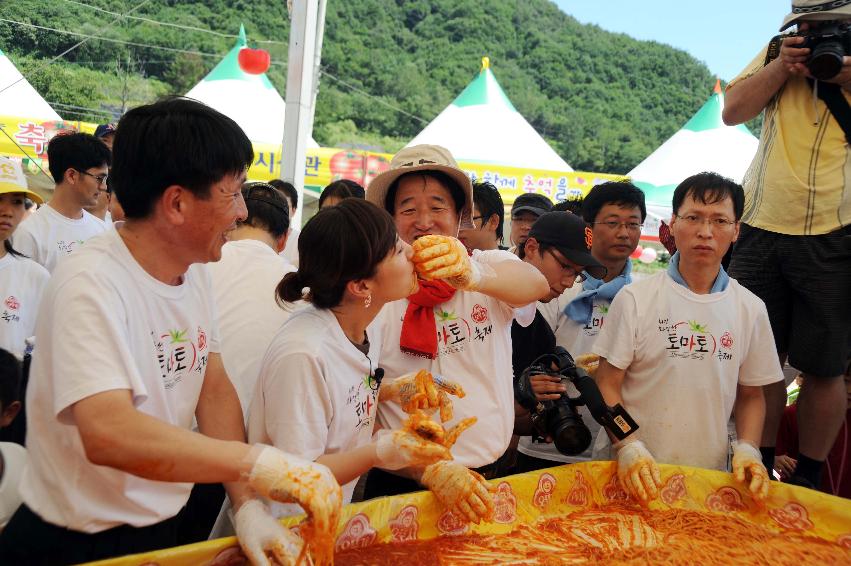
[0,0,750,174]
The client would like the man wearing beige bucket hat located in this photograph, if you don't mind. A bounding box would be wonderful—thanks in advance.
[363,144,548,521]
[723,1,851,491]
[0,157,49,360]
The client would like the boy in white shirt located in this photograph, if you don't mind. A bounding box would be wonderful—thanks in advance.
[13,133,111,272]
[0,98,341,565]
[593,172,782,504]
[520,182,645,470]
[363,145,549,523]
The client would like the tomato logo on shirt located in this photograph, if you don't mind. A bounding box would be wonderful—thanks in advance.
[470,304,488,324]
[197,326,207,351]
[720,331,733,349]
[153,328,207,389]
[4,296,19,310]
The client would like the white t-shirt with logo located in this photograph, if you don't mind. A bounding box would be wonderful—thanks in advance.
[591,271,783,471]
[0,442,27,529]
[12,204,107,272]
[208,239,298,416]
[0,253,49,359]
[248,305,381,510]
[20,228,220,532]
[375,249,535,469]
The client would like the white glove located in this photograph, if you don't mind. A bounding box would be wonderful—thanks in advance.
[615,438,662,503]
[412,235,487,291]
[378,370,465,422]
[732,440,769,501]
[246,446,341,566]
[420,460,495,524]
[234,499,305,566]
[374,428,451,470]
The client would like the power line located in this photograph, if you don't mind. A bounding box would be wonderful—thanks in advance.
[320,69,430,125]
[0,18,287,65]
[0,0,154,96]
[61,0,287,45]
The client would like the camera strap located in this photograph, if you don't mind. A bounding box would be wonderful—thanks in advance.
[809,78,851,144]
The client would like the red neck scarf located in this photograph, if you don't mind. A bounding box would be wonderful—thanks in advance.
[400,280,456,359]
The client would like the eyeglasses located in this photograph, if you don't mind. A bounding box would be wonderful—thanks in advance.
[592,220,643,232]
[546,249,586,283]
[675,214,737,229]
[75,169,108,187]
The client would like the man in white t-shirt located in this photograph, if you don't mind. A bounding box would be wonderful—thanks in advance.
[209,182,298,416]
[520,181,645,471]
[0,98,341,566]
[362,145,549,513]
[269,179,301,267]
[13,133,111,272]
[593,172,783,504]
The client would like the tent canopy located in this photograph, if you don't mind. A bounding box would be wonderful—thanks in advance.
[628,80,759,239]
[407,58,573,172]
[0,48,61,121]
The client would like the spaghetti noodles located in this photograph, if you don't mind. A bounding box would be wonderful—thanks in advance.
[336,505,851,565]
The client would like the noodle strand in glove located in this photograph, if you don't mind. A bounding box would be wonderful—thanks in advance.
[420,460,495,524]
[234,499,306,566]
[732,440,770,501]
[245,446,342,566]
[615,438,662,503]
[412,235,492,291]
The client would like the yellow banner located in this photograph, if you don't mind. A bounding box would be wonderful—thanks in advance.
[1,114,623,204]
[87,462,851,566]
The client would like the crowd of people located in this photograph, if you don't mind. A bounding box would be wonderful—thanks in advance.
[0,2,849,564]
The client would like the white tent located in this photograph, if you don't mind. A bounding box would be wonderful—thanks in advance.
[185,25,317,147]
[0,48,61,120]
[628,81,759,240]
[407,58,572,172]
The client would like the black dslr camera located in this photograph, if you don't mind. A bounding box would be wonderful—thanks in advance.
[514,347,638,456]
[769,23,851,80]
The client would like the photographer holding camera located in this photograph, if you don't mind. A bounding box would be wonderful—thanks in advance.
[723,0,851,491]
[511,213,609,463]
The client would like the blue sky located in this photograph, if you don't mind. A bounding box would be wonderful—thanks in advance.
[554,1,790,81]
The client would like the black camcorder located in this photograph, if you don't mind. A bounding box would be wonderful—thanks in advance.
[514,347,639,456]
[768,23,851,81]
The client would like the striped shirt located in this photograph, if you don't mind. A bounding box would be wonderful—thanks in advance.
[729,46,851,235]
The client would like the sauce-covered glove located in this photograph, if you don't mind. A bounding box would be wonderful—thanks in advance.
[615,438,662,503]
[412,235,490,291]
[245,445,341,566]
[379,370,465,422]
[420,460,495,524]
[732,440,769,501]
[374,428,452,470]
[234,499,305,566]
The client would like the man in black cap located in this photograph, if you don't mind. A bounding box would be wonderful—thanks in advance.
[511,212,606,467]
[509,193,553,253]
[94,123,117,151]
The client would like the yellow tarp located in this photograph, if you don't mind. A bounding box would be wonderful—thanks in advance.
[87,462,851,565]
[0,114,624,205]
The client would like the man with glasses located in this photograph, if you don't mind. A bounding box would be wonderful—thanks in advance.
[509,193,553,253]
[592,172,783,504]
[515,182,646,472]
[13,133,111,272]
[511,213,606,467]
[459,181,506,252]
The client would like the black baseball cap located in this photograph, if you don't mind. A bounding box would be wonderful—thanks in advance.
[511,193,553,218]
[528,212,607,280]
[94,123,116,138]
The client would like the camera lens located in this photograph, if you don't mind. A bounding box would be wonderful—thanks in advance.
[546,403,592,455]
[808,40,845,80]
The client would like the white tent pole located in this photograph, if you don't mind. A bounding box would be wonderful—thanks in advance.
[307,0,327,143]
[282,0,319,227]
